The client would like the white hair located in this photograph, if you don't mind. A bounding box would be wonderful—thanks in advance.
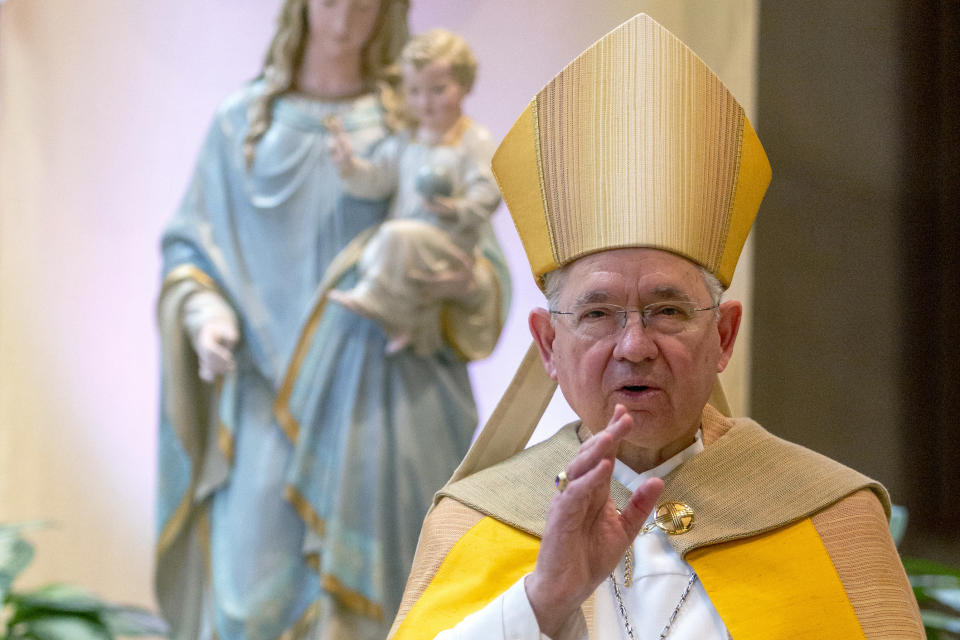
[699,267,724,306]
[543,267,568,311]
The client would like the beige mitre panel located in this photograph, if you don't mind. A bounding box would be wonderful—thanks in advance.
[636,1,761,417]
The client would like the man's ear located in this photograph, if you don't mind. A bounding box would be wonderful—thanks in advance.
[715,300,742,373]
[529,308,559,381]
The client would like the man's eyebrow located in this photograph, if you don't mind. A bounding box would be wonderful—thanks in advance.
[649,285,694,301]
[572,286,695,305]
[572,290,614,306]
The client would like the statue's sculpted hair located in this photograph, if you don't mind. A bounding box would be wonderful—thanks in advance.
[400,29,477,92]
[243,0,410,168]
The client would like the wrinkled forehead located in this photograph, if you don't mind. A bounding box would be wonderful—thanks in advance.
[557,247,709,302]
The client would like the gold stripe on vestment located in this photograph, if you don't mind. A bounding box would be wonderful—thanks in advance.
[217,422,235,464]
[156,490,192,559]
[160,264,218,299]
[276,600,322,640]
[305,555,385,621]
[284,484,326,536]
[321,573,384,621]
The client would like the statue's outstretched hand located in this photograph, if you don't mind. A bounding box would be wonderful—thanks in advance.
[195,321,238,382]
[182,289,239,383]
[525,405,664,637]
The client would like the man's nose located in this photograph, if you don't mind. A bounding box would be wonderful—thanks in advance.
[612,314,658,362]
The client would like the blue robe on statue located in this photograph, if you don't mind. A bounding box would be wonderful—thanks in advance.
[155,82,509,640]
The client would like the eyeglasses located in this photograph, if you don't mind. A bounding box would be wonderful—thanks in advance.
[549,301,719,339]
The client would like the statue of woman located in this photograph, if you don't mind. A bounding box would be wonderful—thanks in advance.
[155,2,509,638]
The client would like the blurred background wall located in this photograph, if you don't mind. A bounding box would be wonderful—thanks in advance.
[0,0,955,617]
[750,0,959,561]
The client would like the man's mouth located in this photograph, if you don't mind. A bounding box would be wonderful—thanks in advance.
[620,384,657,394]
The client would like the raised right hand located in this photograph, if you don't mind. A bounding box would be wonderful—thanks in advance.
[524,405,664,637]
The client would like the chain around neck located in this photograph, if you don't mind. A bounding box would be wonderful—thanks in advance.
[609,571,698,639]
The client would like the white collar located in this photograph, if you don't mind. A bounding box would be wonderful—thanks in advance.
[612,429,704,492]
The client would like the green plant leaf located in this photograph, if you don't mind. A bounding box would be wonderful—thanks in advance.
[911,573,960,592]
[922,609,960,633]
[101,605,170,636]
[14,616,113,640]
[9,583,105,617]
[0,535,35,603]
[904,557,960,578]
[0,521,53,604]
[928,588,960,614]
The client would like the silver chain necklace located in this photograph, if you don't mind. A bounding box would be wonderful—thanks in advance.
[609,570,698,640]
[608,501,698,638]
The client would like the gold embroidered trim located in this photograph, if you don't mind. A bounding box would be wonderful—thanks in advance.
[160,264,217,299]
[529,96,557,269]
[716,110,746,275]
[218,422,235,464]
[156,448,214,558]
[276,600,322,640]
[284,485,326,536]
[321,573,384,621]
[305,556,385,621]
[156,491,193,558]
[156,268,221,560]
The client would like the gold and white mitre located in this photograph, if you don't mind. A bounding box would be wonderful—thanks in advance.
[492,13,771,289]
[448,13,772,485]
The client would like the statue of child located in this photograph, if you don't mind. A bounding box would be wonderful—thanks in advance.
[328,29,502,356]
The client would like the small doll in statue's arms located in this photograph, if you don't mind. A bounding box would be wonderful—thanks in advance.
[328,29,502,356]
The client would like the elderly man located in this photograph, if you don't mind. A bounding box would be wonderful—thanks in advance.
[389,14,923,639]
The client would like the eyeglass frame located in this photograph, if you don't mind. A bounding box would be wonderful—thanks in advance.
[548,300,721,338]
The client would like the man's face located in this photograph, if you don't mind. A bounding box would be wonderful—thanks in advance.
[530,248,741,458]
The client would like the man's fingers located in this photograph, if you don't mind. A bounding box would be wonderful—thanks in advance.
[564,436,612,485]
[566,406,630,481]
[619,477,665,536]
[556,457,614,523]
[602,404,635,449]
